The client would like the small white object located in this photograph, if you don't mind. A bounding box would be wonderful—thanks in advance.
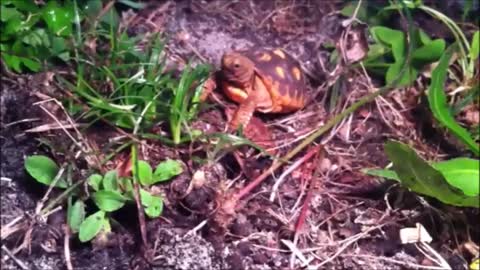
[399,223,433,244]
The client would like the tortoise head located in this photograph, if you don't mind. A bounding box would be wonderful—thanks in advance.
[220,51,255,86]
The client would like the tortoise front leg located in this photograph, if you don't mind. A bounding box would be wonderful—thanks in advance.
[199,76,217,102]
[228,93,258,132]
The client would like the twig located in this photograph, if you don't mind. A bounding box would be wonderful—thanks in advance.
[269,144,323,201]
[416,242,452,270]
[131,144,148,250]
[294,147,324,233]
[281,239,314,267]
[35,166,66,215]
[63,225,73,270]
[310,223,390,269]
[1,245,29,270]
[1,215,25,240]
[184,220,208,237]
[342,254,452,270]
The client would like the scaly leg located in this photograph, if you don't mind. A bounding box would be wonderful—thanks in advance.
[228,93,258,132]
[199,76,217,102]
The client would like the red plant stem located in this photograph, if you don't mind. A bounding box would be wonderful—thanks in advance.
[236,144,323,200]
[295,148,324,233]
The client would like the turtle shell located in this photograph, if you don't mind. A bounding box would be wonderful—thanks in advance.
[244,48,306,112]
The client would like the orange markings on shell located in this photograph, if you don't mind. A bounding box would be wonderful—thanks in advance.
[273,49,286,59]
[291,67,302,81]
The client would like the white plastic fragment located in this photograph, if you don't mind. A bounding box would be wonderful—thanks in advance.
[399,223,433,244]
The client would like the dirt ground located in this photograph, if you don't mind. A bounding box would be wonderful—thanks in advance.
[1,0,479,270]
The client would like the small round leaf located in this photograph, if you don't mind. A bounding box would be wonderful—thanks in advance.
[79,211,105,242]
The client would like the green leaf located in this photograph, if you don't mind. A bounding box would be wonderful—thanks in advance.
[102,170,118,191]
[386,61,418,86]
[412,39,445,66]
[22,28,50,47]
[364,158,480,197]
[0,7,22,22]
[140,189,163,218]
[432,158,479,197]
[133,160,153,186]
[67,200,85,233]
[42,1,73,36]
[11,1,39,12]
[51,37,67,55]
[25,155,67,188]
[418,29,432,45]
[87,174,103,191]
[82,0,103,18]
[118,177,134,193]
[384,141,479,207]
[21,57,41,72]
[1,52,22,73]
[99,7,119,30]
[371,26,406,62]
[92,190,127,212]
[365,43,387,62]
[4,17,25,36]
[362,168,398,180]
[79,211,105,242]
[153,159,183,183]
[340,1,367,22]
[427,47,479,155]
[470,31,479,61]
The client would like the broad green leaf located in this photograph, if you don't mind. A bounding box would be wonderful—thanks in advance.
[4,17,25,36]
[25,155,67,188]
[79,211,105,242]
[432,158,479,196]
[82,0,102,18]
[21,57,41,72]
[140,189,163,218]
[102,170,118,191]
[42,1,73,36]
[99,6,120,30]
[418,29,432,45]
[385,141,479,207]
[67,200,85,233]
[11,1,39,12]
[371,26,406,62]
[133,160,153,186]
[118,177,134,193]
[365,43,387,61]
[92,190,126,212]
[22,29,50,47]
[1,52,22,72]
[364,158,479,197]
[427,47,479,156]
[153,159,183,183]
[386,61,417,86]
[87,174,103,191]
[470,31,479,61]
[51,37,67,55]
[0,7,22,22]
[340,1,368,22]
[412,39,445,66]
